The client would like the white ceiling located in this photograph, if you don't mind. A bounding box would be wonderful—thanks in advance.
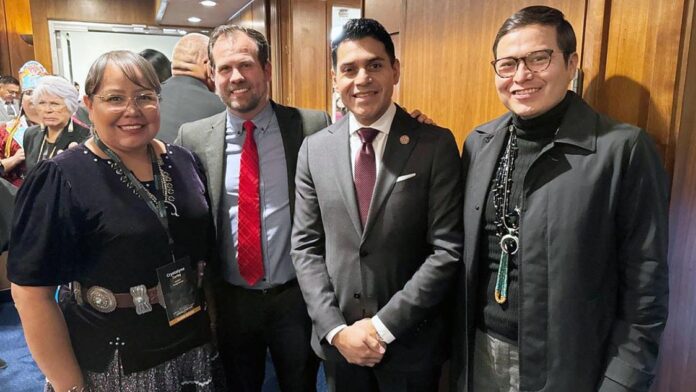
[157,0,251,28]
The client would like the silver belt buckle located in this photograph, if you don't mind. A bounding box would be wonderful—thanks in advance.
[86,286,117,313]
[130,284,153,315]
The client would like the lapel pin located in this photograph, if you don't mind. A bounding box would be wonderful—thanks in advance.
[399,135,410,145]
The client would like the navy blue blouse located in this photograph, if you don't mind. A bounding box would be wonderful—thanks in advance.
[8,143,213,374]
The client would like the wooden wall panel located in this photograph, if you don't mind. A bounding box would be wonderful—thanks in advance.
[29,0,157,72]
[399,0,585,147]
[279,0,361,112]
[594,0,685,171]
[288,0,327,110]
[0,0,34,78]
[653,0,696,389]
[365,0,401,34]
[0,0,10,76]
[229,0,268,39]
[5,0,34,76]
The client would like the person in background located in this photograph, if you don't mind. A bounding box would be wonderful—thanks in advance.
[451,6,669,392]
[158,33,225,144]
[9,50,217,391]
[23,76,90,173]
[0,119,25,186]
[6,61,49,149]
[291,18,462,392]
[0,76,20,122]
[140,48,173,84]
[0,62,48,186]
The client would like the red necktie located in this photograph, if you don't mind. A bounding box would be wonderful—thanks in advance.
[238,120,264,285]
[355,128,379,227]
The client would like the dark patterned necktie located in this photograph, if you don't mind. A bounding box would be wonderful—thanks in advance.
[237,120,264,285]
[355,127,379,227]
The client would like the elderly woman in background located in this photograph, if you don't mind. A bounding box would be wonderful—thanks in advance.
[23,75,90,172]
[0,61,48,186]
[8,50,216,391]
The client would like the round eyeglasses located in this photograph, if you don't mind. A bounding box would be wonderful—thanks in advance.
[491,49,554,78]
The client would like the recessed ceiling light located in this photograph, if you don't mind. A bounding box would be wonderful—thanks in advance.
[200,1,217,6]
[188,16,202,23]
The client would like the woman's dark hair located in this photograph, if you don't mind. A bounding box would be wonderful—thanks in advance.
[85,50,161,97]
[138,49,172,83]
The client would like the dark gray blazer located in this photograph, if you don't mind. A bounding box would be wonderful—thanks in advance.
[291,106,463,371]
[23,121,91,173]
[451,92,669,392]
[158,75,226,144]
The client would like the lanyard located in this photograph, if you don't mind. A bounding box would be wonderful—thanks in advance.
[93,133,175,261]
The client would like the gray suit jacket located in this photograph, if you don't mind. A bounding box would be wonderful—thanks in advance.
[0,102,19,122]
[158,76,226,144]
[451,92,669,392]
[175,101,330,274]
[291,106,463,371]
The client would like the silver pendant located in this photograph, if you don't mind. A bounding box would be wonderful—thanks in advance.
[499,233,519,255]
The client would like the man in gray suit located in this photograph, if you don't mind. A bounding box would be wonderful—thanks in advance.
[159,33,225,143]
[0,76,20,122]
[176,25,329,392]
[291,19,462,392]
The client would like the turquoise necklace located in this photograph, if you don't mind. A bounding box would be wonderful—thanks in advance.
[492,125,520,304]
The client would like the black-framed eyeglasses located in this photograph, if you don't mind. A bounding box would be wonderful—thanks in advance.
[491,49,554,78]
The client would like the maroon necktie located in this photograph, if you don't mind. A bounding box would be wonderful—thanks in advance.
[355,128,379,227]
[237,120,264,285]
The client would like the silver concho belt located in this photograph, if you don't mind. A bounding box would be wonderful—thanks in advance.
[72,282,160,315]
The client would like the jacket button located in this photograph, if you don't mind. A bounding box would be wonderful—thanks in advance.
[475,205,480,210]
[359,250,368,257]
[354,293,361,299]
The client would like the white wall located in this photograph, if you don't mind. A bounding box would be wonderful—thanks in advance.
[57,30,181,95]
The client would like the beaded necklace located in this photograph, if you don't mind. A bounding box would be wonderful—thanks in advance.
[492,125,520,304]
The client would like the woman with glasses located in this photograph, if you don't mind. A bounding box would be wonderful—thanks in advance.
[23,76,90,173]
[8,50,217,391]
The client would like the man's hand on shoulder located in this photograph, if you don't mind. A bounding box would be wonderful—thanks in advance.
[408,108,436,125]
[333,318,386,367]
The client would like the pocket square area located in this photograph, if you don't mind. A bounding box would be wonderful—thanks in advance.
[396,173,416,182]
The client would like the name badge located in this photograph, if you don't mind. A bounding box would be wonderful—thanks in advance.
[156,256,201,326]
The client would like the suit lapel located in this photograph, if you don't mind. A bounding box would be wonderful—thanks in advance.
[330,116,363,237]
[464,117,509,266]
[362,107,418,241]
[273,102,304,219]
[204,113,227,218]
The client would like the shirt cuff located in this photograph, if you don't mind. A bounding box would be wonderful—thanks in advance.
[371,315,396,344]
[326,324,347,345]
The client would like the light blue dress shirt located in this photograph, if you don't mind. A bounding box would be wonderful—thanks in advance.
[220,103,295,289]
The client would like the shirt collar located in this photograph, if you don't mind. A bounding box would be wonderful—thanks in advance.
[226,101,274,135]
[349,103,396,136]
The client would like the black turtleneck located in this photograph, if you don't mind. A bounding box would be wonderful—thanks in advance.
[477,91,572,343]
